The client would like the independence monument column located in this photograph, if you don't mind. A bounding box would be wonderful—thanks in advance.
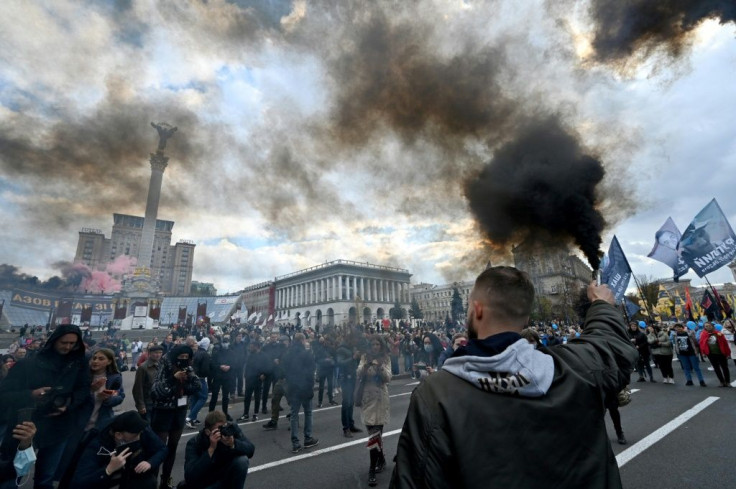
[138,122,177,274]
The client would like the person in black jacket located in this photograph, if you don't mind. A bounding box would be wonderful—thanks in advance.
[151,345,201,489]
[282,333,319,453]
[0,324,90,489]
[187,338,211,429]
[628,321,654,382]
[231,333,248,398]
[183,410,254,489]
[208,336,238,421]
[238,341,269,422]
[313,336,338,408]
[336,333,363,438]
[391,267,637,489]
[262,335,290,430]
[69,411,166,489]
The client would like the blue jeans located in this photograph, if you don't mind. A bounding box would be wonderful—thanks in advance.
[289,397,313,446]
[340,376,356,430]
[34,440,68,489]
[677,354,704,382]
[188,378,209,420]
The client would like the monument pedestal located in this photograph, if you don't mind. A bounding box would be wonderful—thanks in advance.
[114,267,162,330]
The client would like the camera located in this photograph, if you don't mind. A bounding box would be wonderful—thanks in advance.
[219,423,237,437]
[35,387,71,415]
[185,366,195,375]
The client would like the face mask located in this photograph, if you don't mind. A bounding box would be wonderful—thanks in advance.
[175,359,190,369]
[14,446,36,477]
[221,342,230,349]
[424,345,433,353]
[116,439,142,454]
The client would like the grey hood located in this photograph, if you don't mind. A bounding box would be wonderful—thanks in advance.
[442,338,554,397]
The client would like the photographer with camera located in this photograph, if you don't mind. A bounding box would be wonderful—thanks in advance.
[0,324,90,489]
[69,410,166,489]
[151,345,201,489]
[183,410,254,489]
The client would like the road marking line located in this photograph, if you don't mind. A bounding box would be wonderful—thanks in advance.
[406,381,420,386]
[250,429,403,473]
[616,396,719,468]
[181,392,414,438]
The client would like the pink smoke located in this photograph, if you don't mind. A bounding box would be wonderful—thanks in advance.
[79,255,137,293]
[105,255,137,275]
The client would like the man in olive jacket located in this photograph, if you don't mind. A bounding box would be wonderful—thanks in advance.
[391,266,637,489]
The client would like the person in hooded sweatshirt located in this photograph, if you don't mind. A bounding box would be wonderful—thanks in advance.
[390,266,637,489]
[0,324,91,489]
[150,344,201,489]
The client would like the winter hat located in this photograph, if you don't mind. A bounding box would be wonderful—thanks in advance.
[110,410,148,434]
[198,337,211,350]
[686,321,696,330]
[715,324,723,332]
[638,321,646,329]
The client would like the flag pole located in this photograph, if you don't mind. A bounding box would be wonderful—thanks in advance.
[621,299,631,324]
[630,274,655,321]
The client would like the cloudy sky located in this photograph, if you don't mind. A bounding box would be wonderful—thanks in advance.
[1,0,735,294]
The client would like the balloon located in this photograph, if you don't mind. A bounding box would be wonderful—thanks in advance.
[638,320,646,329]
[552,324,558,330]
[715,324,723,331]
[686,321,696,329]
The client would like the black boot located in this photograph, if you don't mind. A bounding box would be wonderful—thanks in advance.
[616,431,627,445]
[369,450,378,487]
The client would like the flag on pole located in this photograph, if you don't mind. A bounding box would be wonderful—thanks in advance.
[700,290,721,321]
[624,297,641,319]
[600,236,633,302]
[679,199,736,277]
[647,217,689,279]
[712,287,733,319]
[684,286,694,320]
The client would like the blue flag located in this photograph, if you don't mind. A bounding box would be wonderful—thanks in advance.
[600,236,632,302]
[678,199,736,277]
[647,217,689,279]
[624,297,641,319]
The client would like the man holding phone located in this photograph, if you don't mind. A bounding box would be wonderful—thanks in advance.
[0,324,90,489]
[70,410,166,489]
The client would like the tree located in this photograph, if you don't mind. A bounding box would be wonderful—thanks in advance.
[532,296,554,322]
[410,298,423,319]
[390,300,406,320]
[636,275,660,318]
[450,287,464,323]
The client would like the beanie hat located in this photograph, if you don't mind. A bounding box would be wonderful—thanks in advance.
[198,337,211,350]
[110,410,148,434]
[638,321,646,329]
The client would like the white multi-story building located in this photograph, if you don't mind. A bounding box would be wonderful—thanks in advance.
[411,281,473,322]
[273,259,412,328]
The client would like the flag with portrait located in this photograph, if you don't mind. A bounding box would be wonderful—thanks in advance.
[678,199,736,277]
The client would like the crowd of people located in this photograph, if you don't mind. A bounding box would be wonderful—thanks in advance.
[1,273,735,489]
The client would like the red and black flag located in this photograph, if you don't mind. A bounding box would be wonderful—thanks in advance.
[80,304,93,322]
[178,306,187,322]
[55,299,73,325]
[196,301,207,319]
[149,303,161,320]
[114,302,127,320]
[700,290,721,321]
[712,287,733,319]
[684,287,695,321]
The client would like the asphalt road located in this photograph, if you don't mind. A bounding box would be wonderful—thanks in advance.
[111,364,736,488]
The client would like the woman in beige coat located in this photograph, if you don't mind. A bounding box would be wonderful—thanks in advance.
[358,334,392,487]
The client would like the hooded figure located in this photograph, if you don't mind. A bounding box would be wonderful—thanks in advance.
[0,324,90,489]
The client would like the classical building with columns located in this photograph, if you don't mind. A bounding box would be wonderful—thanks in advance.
[273,259,412,328]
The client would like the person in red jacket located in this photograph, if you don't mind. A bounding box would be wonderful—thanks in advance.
[699,322,732,387]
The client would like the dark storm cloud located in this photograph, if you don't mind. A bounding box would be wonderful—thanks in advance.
[465,117,606,270]
[315,3,616,267]
[587,0,736,64]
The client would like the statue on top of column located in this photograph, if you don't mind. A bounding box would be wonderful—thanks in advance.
[150,122,178,152]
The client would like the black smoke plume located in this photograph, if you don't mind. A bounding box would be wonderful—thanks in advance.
[588,0,736,63]
[464,117,606,270]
